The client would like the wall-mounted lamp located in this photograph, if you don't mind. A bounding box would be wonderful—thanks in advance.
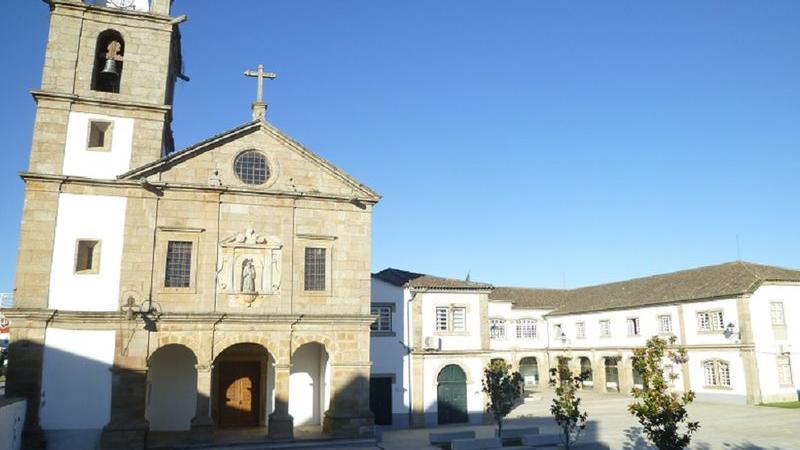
[724,322,740,340]
[121,296,161,331]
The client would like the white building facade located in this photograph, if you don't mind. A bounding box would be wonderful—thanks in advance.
[369,262,800,428]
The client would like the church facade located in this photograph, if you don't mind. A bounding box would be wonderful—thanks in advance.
[6,1,378,449]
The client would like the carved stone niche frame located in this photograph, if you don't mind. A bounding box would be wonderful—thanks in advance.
[217,228,283,308]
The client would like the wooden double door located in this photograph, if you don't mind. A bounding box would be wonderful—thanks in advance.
[218,361,261,427]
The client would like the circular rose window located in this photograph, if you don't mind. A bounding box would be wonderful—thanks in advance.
[234,150,269,185]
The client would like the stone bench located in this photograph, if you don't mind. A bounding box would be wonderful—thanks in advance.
[451,437,503,450]
[429,431,477,447]
[521,433,562,447]
[496,426,540,444]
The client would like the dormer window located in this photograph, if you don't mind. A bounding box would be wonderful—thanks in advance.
[92,30,124,93]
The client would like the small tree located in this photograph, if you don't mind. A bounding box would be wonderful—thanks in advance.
[628,336,700,450]
[549,365,588,450]
[482,359,523,436]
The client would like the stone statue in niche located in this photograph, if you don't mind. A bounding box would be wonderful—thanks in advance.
[216,228,283,307]
[241,259,256,293]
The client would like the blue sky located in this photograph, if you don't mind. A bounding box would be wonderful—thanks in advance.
[1,1,799,292]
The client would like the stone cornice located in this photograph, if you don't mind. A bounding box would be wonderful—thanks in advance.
[3,309,375,326]
[31,90,171,115]
[19,172,378,206]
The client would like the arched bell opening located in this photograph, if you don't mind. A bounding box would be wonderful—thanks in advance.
[92,29,125,93]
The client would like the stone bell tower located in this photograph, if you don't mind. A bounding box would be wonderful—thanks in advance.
[8,1,184,449]
[28,0,183,179]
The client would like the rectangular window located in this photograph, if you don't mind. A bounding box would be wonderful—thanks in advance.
[658,315,673,333]
[75,239,101,274]
[627,318,640,336]
[489,319,506,340]
[304,247,326,291]
[371,306,392,332]
[436,307,449,332]
[599,319,611,337]
[516,319,537,339]
[770,302,786,326]
[697,310,725,331]
[451,307,466,332]
[575,321,586,339]
[164,241,192,288]
[777,356,793,386]
[87,120,113,151]
[704,360,731,387]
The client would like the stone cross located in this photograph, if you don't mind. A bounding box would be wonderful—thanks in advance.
[244,64,277,120]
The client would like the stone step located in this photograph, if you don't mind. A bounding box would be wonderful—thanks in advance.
[176,437,378,450]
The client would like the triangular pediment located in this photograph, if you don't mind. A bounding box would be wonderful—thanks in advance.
[119,120,380,202]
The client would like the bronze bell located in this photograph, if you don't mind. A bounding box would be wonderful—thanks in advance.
[100,59,119,77]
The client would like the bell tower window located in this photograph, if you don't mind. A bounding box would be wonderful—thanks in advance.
[92,30,125,93]
[87,120,113,151]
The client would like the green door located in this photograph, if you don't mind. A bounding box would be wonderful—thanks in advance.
[437,365,467,425]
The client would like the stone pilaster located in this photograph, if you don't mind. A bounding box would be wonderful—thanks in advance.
[323,364,374,437]
[593,357,606,393]
[189,363,214,443]
[268,364,293,440]
[410,354,426,427]
[737,296,762,405]
[5,321,47,450]
[618,357,633,394]
[100,367,149,450]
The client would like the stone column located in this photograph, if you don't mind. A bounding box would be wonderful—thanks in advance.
[618,357,633,394]
[593,357,606,393]
[323,363,374,437]
[190,363,214,443]
[99,367,149,450]
[268,364,293,440]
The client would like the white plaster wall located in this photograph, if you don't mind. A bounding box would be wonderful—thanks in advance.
[422,356,485,424]
[369,278,409,416]
[146,346,197,431]
[62,112,134,179]
[40,327,114,449]
[686,349,746,403]
[420,292,482,351]
[289,344,328,426]
[682,298,740,346]
[546,304,680,350]
[48,193,127,312]
[488,301,550,351]
[0,399,25,450]
[749,284,800,401]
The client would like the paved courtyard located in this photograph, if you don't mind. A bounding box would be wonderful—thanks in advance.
[379,391,800,450]
[167,391,798,449]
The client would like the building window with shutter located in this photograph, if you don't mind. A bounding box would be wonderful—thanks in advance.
[436,307,449,331]
[304,247,326,291]
[697,310,725,332]
[451,307,466,332]
[777,356,793,386]
[599,319,611,337]
[627,317,641,336]
[658,315,673,334]
[516,319,537,339]
[489,319,506,340]
[770,302,786,326]
[703,360,731,388]
[371,304,393,334]
[575,321,586,339]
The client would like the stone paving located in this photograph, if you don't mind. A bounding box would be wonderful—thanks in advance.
[378,390,800,450]
[172,391,799,449]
